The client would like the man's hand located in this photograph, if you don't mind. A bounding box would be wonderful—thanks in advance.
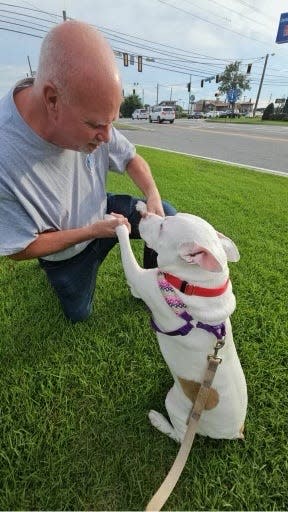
[103,213,131,235]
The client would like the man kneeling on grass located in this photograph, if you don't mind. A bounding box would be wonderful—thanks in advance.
[0,20,176,322]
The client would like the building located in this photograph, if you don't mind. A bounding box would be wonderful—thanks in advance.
[194,99,254,114]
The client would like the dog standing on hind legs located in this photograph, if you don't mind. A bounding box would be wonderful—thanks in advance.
[113,202,247,443]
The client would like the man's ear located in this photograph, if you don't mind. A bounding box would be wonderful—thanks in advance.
[178,242,223,272]
[43,82,59,119]
[217,232,240,262]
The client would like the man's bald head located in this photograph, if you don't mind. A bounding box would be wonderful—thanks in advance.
[35,20,122,104]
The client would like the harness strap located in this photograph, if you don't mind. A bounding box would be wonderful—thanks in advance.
[151,271,226,340]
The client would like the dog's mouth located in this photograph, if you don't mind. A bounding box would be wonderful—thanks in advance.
[190,250,205,257]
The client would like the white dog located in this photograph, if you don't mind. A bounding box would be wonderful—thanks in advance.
[114,203,247,443]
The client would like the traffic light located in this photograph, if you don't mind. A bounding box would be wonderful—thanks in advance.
[215,74,220,83]
[133,89,135,95]
[247,63,252,74]
[123,53,129,67]
[201,79,204,87]
[187,82,191,92]
[138,55,143,72]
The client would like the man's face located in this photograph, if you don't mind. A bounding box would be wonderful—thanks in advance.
[50,88,122,153]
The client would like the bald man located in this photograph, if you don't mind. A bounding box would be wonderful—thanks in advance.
[0,20,176,322]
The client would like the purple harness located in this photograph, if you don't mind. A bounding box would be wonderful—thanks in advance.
[151,271,226,341]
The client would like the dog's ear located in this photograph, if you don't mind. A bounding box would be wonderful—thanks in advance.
[178,242,223,271]
[217,232,240,262]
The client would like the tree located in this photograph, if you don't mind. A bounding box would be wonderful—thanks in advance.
[262,102,274,120]
[175,104,183,118]
[120,94,142,118]
[283,98,288,114]
[218,61,250,111]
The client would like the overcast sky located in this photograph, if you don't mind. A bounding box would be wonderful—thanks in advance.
[0,0,287,107]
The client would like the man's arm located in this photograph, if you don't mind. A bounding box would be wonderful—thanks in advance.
[9,215,130,261]
[126,154,164,216]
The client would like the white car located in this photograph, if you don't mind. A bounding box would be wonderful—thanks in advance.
[149,106,175,123]
[204,111,220,118]
[131,109,148,120]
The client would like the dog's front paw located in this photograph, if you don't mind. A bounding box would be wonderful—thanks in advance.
[115,223,129,237]
[136,200,147,216]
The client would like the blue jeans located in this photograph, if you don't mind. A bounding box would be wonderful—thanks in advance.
[39,194,176,323]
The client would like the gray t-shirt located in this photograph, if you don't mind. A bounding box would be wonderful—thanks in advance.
[0,80,136,261]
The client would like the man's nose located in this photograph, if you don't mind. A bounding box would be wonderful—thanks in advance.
[96,125,111,143]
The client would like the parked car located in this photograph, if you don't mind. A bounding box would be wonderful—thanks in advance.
[131,109,148,120]
[149,106,175,123]
[204,111,220,118]
[219,109,241,118]
[188,112,204,119]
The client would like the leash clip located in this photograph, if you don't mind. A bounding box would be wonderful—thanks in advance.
[208,338,225,363]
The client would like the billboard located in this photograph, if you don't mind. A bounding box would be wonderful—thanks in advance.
[276,12,288,44]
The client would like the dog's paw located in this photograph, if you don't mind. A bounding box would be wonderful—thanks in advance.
[136,201,147,216]
[148,410,180,443]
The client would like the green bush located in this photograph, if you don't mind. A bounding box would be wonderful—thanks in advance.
[262,102,274,120]
[269,113,288,121]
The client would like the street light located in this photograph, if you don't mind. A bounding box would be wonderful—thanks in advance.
[253,53,275,117]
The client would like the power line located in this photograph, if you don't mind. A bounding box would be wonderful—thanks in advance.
[0,7,57,24]
[233,0,270,20]
[0,1,61,19]
[157,0,270,47]
[0,25,41,37]
[198,0,271,29]
[180,0,232,24]
[0,12,53,29]
[0,17,47,32]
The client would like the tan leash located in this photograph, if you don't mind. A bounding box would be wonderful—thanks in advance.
[145,339,225,512]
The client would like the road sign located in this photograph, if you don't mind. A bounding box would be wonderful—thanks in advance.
[189,94,195,103]
[226,88,241,103]
[276,12,288,44]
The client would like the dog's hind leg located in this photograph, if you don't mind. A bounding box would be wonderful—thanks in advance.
[148,410,181,443]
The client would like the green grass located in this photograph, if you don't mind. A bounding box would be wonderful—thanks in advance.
[0,148,287,510]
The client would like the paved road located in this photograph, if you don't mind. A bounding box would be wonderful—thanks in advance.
[117,119,288,175]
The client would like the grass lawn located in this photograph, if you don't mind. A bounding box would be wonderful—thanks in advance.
[0,148,287,511]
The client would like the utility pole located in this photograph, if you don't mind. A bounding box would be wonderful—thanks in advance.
[188,74,191,114]
[253,54,269,117]
[27,56,32,76]
[156,83,159,105]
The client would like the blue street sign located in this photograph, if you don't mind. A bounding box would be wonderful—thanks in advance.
[276,12,288,44]
[226,88,241,103]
